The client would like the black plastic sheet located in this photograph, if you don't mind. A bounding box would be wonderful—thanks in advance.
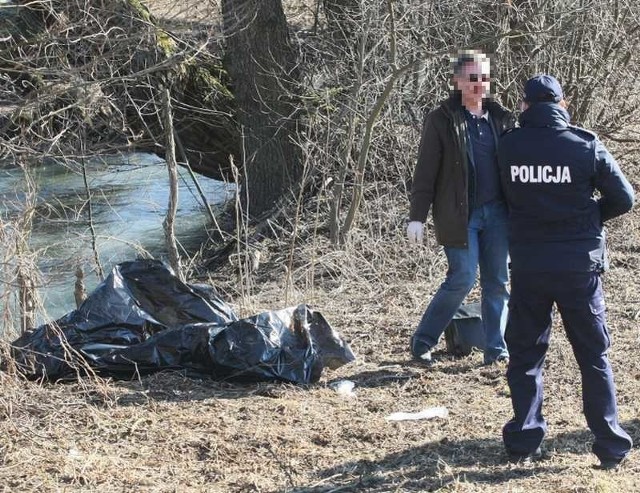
[9,260,355,383]
[444,303,485,356]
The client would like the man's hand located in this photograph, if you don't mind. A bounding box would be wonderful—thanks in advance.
[406,221,424,244]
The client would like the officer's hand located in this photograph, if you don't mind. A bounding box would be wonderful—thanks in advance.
[406,221,424,245]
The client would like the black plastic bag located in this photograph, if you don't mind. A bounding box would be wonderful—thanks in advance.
[10,260,355,383]
[444,303,485,356]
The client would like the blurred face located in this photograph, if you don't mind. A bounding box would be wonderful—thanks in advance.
[453,59,491,108]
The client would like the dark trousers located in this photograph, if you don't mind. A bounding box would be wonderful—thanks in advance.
[503,270,632,461]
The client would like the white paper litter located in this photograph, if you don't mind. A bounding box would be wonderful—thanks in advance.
[385,406,449,421]
[329,379,356,397]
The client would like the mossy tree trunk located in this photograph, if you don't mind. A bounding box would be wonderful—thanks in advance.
[221,0,302,218]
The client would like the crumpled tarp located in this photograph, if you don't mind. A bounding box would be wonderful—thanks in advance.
[9,259,355,383]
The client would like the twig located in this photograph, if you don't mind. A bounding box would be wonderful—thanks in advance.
[161,87,183,282]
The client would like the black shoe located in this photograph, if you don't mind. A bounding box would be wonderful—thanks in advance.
[496,355,510,365]
[595,457,625,471]
[410,336,433,365]
[485,355,510,366]
[507,447,542,464]
[413,349,433,365]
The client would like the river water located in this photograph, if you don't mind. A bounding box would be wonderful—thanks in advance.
[0,153,233,328]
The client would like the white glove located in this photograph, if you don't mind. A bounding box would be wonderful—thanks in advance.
[406,221,424,245]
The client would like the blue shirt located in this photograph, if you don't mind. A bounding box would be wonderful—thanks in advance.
[465,111,501,207]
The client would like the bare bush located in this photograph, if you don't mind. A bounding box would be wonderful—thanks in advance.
[1,0,639,332]
[290,0,640,249]
[0,0,233,331]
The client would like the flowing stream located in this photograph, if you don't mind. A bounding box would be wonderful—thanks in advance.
[0,153,233,327]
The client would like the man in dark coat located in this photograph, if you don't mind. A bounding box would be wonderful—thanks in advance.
[498,74,634,469]
[407,50,514,365]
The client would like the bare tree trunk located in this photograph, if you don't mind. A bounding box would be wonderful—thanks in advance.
[162,88,183,282]
[74,265,87,308]
[17,270,35,333]
[15,162,37,334]
[221,0,302,218]
[80,126,104,281]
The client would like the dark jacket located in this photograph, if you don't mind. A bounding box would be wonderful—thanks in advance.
[498,103,635,272]
[409,95,515,247]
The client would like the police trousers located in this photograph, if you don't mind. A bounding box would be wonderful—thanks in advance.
[502,270,632,461]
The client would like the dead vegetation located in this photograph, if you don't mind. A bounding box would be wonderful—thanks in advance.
[1,143,639,491]
[1,1,640,492]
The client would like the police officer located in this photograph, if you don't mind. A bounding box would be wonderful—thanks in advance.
[498,75,634,468]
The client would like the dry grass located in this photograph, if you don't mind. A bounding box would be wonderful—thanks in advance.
[1,146,639,492]
[1,2,639,492]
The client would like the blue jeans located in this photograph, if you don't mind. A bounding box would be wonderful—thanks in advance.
[412,201,509,363]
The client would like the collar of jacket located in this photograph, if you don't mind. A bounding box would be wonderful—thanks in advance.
[441,93,507,119]
[519,102,570,128]
[440,95,507,168]
[441,96,470,172]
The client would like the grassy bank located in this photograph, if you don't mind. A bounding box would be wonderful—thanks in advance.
[1,140,639,492]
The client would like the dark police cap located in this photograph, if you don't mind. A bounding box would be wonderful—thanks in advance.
[523,75,564,103]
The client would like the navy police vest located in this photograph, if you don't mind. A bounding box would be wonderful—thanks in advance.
[498,104,606,272]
